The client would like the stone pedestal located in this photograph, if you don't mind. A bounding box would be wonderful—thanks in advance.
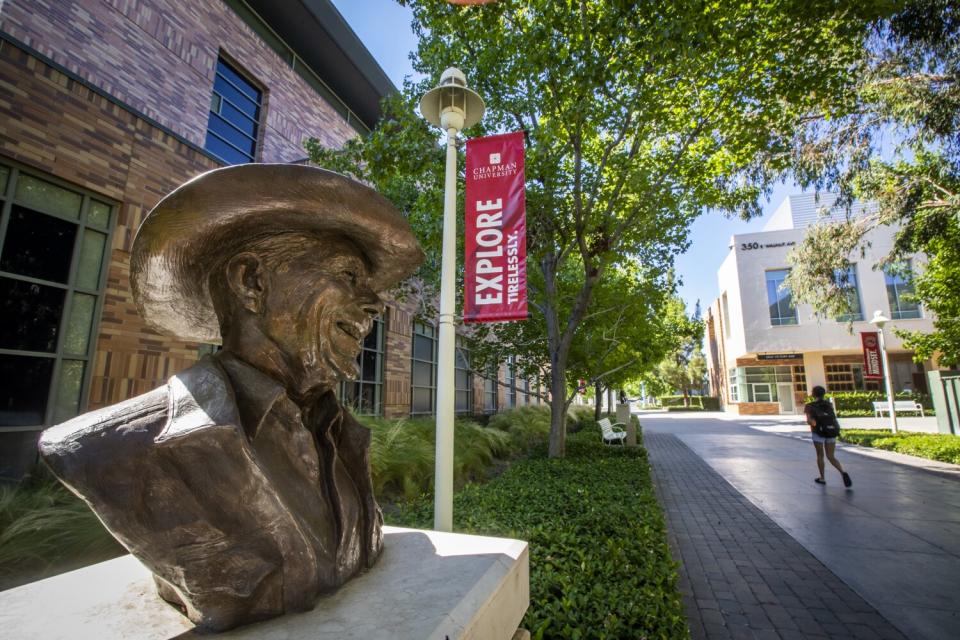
[0,526,529,640]
[617,403,637,446]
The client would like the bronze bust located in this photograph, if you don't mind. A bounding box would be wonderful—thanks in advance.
[38,164,424,631]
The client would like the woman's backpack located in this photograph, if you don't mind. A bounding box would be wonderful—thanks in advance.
[810,400,840,438]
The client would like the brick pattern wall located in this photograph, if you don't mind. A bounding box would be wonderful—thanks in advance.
[736,402,780,415]
[383,299,415,420]
[0,36,357,411]
[0,0,355,162]
[0,41,218,408]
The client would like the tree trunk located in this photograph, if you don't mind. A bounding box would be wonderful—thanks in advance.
[543,256,567,458]
[548,351,568,458]
[594,382,603,421]
[682,384,690,407]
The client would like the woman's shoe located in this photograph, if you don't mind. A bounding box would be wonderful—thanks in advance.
[842,472,852,487]
[814,478,826,485]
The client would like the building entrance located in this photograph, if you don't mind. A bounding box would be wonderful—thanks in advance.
[777,383,795,413]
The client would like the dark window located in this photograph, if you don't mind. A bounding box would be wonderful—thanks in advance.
[506,356,517,408]
[341,315,385,416]
[1,206,78,282]
[455,338,472,414]
[0,161,114,430]
[411,322,437,416]
[885,261,922,320]
[204,58,262,164]
[765,269,798,326]
[0,354,54,426]
[0,277,66,352]
[483,364,498,413]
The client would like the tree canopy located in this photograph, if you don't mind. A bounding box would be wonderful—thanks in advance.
[309,0,893,456]
[783,0,960,365]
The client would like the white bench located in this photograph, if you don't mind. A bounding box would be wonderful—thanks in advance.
[872,400,924,417]
[598,417,627,445]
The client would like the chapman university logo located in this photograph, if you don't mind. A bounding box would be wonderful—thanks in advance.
[472,151,518,180]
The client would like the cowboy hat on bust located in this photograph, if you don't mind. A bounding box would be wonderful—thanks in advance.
[131,163,424,344]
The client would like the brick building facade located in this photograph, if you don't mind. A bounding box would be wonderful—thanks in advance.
[0,0,543,478]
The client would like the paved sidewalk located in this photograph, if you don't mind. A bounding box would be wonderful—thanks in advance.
[647,432,906,640]
[644,414,960,640]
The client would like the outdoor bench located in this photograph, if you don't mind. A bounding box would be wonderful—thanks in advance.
[872,400,925,417]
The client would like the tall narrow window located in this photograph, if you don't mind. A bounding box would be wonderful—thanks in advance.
[454,337,473,414]
[0,161,114,431]
[885,261,921,319]
[765,269,798,326]
[341,315,385,415]
[834,264,863,321]
[721,292,731,338]
[205,58,262,164]
[483,364,498,413]
[410,322,437,416]
[506,356,517,408]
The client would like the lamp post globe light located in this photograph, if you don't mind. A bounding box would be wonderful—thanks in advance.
[418,67,485,531]
[870,310,899,434]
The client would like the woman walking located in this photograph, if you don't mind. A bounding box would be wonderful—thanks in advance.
[804,386,852,487]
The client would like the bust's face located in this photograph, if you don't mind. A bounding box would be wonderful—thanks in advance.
[258,238,384,396]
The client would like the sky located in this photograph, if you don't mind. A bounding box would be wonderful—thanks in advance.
[329,0,806,316]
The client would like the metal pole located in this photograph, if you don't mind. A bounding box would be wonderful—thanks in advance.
[434,126,459,531]
[877,326,899,433]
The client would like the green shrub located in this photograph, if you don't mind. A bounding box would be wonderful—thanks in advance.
[362,415,514,501]
[0,470,123,591]
[818,391,935,417]
[666,406,704,412]
[388,428,687,639]
[565,406,596,433]
[658,395,705,408]
[839,429,960,464]
[700,396,721,411]
[487,405,552,454]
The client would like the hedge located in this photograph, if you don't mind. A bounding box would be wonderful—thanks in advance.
[839,429,960,464]
[658,395,720,410]
[388,427,688,639]
[820,391,935,417]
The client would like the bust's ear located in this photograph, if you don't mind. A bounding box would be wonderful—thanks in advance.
[225,252,266,314]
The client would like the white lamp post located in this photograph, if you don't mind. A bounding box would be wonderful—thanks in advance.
[418,68,485,531]
[870,310,898,433]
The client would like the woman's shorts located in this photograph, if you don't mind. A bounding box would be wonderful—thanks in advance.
[811,433,837,444]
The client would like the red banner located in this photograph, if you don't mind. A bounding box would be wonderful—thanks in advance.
[861,332,883,379]
[464,131,527,323]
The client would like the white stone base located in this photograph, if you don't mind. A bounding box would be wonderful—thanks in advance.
[0,526,529,640]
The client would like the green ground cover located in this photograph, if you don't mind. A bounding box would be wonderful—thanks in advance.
[840,429,960,465]
[388,425,688,639]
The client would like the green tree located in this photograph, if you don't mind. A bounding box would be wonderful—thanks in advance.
[310,0,890,456]
[783,0,960,365]
[652,302,705,406]
[564,265,687,420]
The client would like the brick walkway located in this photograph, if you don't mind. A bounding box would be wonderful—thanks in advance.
[645,432,906,640]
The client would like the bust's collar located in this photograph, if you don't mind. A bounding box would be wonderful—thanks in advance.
[215,351,290,440]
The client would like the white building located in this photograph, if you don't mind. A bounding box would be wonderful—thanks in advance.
[705,194,938,415]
